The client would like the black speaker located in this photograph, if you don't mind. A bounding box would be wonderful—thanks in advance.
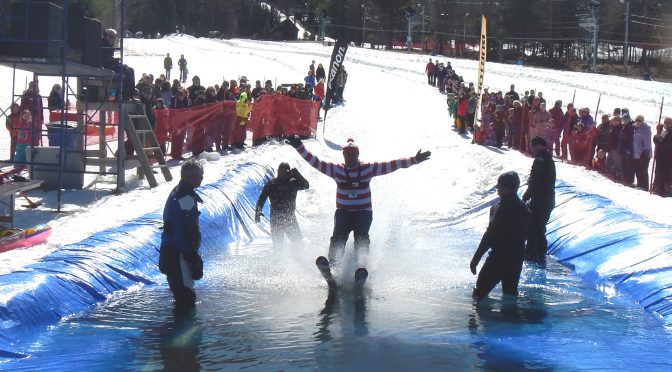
[0,1,101,68]
[0,1,63,59]
[80,16,101,67]
[66,3,101,67]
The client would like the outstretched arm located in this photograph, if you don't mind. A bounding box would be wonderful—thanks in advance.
[286,135,338,178]
[369,149,431,177]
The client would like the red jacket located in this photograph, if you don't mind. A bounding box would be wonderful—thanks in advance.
[457,98,468,116]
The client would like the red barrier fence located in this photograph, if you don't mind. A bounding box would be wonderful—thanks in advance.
[156,95,318,159]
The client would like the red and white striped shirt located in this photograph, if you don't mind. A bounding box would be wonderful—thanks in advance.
[297,144,418,211]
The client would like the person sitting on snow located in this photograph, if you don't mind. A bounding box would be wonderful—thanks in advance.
[592,149,607,173]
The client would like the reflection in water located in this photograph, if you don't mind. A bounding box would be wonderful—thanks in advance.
[159,308,202,371]
[314,286,369,343]
[5,235,672,370]
[469,297,549,330]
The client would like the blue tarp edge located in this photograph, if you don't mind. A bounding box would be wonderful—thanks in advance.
[0,162,274,355]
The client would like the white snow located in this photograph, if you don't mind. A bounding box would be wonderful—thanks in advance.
[1,36,670,275]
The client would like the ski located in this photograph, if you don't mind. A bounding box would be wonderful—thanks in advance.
[316,256,336,289]
[355,267,368,287]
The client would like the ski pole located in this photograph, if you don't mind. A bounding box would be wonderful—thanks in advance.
[650,96,664,193]
[594,92,601,118]
[571,89,576,106]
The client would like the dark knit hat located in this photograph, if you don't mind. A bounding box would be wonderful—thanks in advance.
[497,171,520,190]
[530,136,547,147]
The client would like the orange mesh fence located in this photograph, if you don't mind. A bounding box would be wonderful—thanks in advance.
[156,95,318,159]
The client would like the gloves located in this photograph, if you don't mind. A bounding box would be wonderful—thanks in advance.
[415,149,432,163]
[254,210,263,223]
[285,135,303,148]
[184,249,203,280]
[469,256,479,275]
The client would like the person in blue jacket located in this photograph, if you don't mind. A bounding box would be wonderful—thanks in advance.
[159,159,205,312]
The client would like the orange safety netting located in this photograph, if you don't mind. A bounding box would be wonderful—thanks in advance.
[156,95,318,159]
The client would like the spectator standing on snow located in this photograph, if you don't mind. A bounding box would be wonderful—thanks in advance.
[632,115,652,190]
[304,70,317,93]
[334,67,348,103]
[594,114,611,153]
[5,103,20,161]
[164,53,173,80]
[425,58,435,85]
[316,63,326,82]
[160,81,172,108]
[620,114,636,185]
[560,103,577,160]
[607,116,624,180]
[653,117,672,197]
[523,136,556,265]
[508,101,523,150]
[548,100,564,156]
[466,92,477,132]
[159,159,204,313]
[470,171,530,301]
[456,91,468,134]
[251,80,264,100]
[178,55,188,83]
[187,76,205,103]
[530,102,551,145]
[47,83,65,111]
[19,80,43,146]
[506,84,520,101]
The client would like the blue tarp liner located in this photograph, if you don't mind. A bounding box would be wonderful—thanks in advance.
[0,162,273,356]
[1,166,671,357]
[450,180,672,323]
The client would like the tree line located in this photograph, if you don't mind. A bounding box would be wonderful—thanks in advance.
[74,0,671,68]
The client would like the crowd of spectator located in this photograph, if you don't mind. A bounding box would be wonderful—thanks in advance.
[424,58,671,198]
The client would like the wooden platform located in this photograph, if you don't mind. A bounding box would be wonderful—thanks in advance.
[0,180,44,227]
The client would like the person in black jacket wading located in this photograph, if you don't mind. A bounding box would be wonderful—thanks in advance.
[523,136,556,265]
[470,171,531,301]
[255,162,310,248]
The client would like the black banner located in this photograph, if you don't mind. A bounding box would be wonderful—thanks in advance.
[324,39,348,113]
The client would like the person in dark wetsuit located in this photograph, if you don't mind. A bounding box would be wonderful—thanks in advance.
[255,162,310,248]
[470,171,531,301]
[523,136,556,265]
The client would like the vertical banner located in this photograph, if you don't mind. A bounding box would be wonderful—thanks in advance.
[324,39,349,114]
[474,15,487,126]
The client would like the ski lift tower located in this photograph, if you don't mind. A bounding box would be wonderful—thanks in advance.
[579,0,600,71]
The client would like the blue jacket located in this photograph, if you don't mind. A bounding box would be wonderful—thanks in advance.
[161,180,202,253]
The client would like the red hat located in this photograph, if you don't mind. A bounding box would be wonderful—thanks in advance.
[342,138,359,153]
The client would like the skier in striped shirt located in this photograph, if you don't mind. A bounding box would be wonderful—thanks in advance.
[286,135,431,268]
